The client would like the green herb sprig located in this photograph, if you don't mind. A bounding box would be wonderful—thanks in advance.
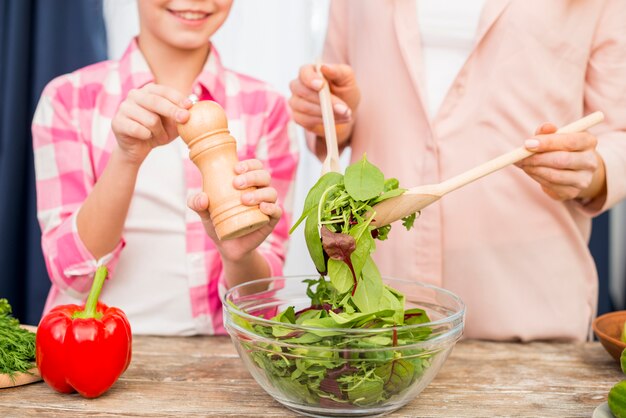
[0,299,36,379]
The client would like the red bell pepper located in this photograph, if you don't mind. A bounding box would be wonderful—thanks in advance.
[36,266,132,398]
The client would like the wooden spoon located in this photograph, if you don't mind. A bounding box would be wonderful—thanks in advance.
[316,61,341,174]
[371,111,605,227]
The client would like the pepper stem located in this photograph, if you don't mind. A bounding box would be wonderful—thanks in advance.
[74,265,108,319]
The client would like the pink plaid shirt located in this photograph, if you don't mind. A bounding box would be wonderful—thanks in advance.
[32,39,298,334]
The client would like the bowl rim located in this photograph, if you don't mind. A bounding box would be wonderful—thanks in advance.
[222,275,466,335]
[592,311,626,349]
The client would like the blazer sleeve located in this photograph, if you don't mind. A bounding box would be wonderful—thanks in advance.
[581,0,626,214]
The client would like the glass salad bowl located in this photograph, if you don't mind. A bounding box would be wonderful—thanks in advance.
[222,276,465,417]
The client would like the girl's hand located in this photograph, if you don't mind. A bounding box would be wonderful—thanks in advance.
[187,159,282,261]
[111,83,192,165]
[289,63,360,145]
[518,123,606,201]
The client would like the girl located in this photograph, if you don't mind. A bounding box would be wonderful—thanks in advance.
[32,0,298,335]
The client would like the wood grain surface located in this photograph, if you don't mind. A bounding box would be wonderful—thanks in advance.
[0,336,620,417]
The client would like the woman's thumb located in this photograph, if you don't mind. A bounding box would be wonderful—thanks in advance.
[320,64,355,87]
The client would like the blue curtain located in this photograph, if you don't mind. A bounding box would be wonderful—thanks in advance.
[0,0,107,324]
[592,212,613,315]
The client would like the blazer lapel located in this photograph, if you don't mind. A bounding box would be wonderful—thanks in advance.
[393,0,429,123]
[393,0,512,124]
[474,0,513,48]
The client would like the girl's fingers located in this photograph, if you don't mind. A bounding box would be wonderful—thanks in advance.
[144,83,192,109]
[119,101,168,141]
[259,201,282,223]
[234,159,264,174]
[113,117,153,141]
[128,88,190,123]
[186,192,211,220]
[233,169,271,189]
[241,187,278,206]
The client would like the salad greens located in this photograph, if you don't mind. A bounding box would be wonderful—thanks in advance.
[234,155,430,408]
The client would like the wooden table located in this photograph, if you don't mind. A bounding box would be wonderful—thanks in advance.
[0,336,620,417]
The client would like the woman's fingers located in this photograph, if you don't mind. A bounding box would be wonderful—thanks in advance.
[524,131,597,153]
[518,150,598,171]
[289,94,322,118]
[522,165,592,189]
[534,123,557,135]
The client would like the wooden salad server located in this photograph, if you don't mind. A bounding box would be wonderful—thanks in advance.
[177,100,269,240]
[316,61,341,175]
[371,111,605,227]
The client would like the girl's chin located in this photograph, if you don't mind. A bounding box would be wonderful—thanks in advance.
[163,34,212,50]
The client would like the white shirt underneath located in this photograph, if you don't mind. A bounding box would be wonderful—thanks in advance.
[416,0,486,117]
[101,139,195,335]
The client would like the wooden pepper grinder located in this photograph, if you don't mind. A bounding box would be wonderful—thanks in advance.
[177,100,269,240]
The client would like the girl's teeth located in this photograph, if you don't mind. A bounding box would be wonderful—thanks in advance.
[175,11,207,20]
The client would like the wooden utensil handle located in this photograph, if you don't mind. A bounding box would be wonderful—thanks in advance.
[434,111,605,195]
[316,62,341,173]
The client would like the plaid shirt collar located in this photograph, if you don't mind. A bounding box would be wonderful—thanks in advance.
[118,37,226,104]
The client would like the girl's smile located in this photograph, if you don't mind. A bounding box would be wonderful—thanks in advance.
[167,8,212,26]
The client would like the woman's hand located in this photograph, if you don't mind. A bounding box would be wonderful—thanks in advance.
[289,63,360,145]
[111,83,192,165]
[518,123,606,201]
[187,159,282,261]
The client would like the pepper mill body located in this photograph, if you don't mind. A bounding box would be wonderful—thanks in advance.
[177,101,269,240]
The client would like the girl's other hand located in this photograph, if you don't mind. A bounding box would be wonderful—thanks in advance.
[111,83,192,165]
[187,159,282,260]
[517,123,606,202]
[289,63,360,145]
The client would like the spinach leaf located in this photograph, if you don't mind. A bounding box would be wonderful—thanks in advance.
[344,154,385,201]
[291,172,343,234]
[305,211,326,274]
[351,256,382,313]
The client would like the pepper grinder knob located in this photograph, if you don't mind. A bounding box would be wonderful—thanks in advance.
[177,101,269,240]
